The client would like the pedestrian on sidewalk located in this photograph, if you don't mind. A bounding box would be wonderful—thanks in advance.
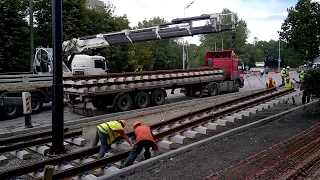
[92,120,133,158]
[123,121,158,167]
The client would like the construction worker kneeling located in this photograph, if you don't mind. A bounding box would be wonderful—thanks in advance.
[123,121,159,167]
[266,77,276,89]
[284,76,293,90]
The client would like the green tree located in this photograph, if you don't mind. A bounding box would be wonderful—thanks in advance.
[34,0,88,47]
[0,0,30,72]
[134,17,181,70]
[280,0,320,62]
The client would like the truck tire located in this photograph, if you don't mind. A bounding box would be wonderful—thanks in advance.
[3,105,20,119]
[208,83,218,96]
[31,94,43,114]
[151,89,165,106]
[134,91,150,109]
[115,93,133,112]
[92,97,108,109]
[234,80,240,92]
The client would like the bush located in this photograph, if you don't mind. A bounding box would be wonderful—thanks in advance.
[304,68,320,98]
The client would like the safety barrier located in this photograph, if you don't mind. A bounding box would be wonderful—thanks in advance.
[203,122,320,180]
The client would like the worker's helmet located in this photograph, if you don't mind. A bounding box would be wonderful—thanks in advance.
[283,68,285,70]
[269,77,273,81]
[133,121,142,129]
[287,66,290,69]
[286,76,290,81]
[301,70,304,73]
[119,120,127,127]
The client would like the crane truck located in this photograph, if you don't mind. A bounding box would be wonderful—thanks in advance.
[0,12,244,119]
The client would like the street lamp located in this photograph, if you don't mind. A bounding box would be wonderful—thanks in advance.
[182,1,195,69]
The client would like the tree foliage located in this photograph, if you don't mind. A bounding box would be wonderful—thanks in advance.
[280,0,320,61]
[2,0,319,73]
[0,0,30,72]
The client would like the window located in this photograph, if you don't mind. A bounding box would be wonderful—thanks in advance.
[94,60,106,70]
[238,62,244,70]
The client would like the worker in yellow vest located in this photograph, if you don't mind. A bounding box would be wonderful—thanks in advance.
[92,120,133,158]
[284,76,293,90]
[266,77,276,89]
[280,68,287,84]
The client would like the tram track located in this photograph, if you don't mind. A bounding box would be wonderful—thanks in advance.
[0,88,299,179]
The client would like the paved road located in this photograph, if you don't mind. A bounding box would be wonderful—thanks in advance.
[0,71,299,134]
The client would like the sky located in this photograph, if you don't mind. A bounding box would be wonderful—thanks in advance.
[104,0,316,45]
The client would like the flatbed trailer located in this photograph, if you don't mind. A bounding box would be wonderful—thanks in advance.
[63,67,242,116]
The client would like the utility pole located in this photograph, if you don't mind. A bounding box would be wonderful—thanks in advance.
[221,38,224,50]
[278,37,281,71]
[182,1,195,69]
[29,0,34,72]
[50,0,66,155]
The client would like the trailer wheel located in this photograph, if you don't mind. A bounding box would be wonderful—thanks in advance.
[92,97,108,109]
[134,91,150,109]
[3,105,20,119]
[208,83,218,96]
[151,89,165,106]
[31,94,43,114]
[115,93,133,112]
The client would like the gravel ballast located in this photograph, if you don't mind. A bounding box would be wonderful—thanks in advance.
[119,102,320,180]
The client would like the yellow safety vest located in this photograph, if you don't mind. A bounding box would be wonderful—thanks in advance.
[284,81,293,90]
[299,73,305,80]
[280,70,286,77]
[97,121,123,143]
[266,80,276,88]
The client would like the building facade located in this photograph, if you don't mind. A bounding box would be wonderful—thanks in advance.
[86,0,105,10]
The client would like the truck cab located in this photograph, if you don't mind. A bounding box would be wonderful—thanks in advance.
[34,47,72,76]
[70,55,109,76]
[204,50,244,88]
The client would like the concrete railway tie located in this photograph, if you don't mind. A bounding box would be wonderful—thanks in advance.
[0,88,301,180]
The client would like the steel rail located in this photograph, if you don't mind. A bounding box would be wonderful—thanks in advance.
[114,87,278,140]
[48,89,294,179]
[0,88,287,179]
[0,128,69,146]
[0,131,82,153]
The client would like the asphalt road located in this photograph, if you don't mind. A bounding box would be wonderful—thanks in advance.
[0,71,299,133]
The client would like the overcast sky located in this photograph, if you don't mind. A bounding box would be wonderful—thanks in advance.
[104,0,318,45]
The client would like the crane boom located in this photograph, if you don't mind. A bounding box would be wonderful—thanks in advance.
[62,12,236,54]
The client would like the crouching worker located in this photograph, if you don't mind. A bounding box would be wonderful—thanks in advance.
[123,121,159,167]
[92,120,133,158]
[266,77,276,89]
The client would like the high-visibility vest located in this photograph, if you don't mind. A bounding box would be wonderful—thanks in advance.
[284,81,293,90]
[266,80,276,88]
[97,121,123,143]
[299,73,305,80]
[133,125,158,150]
[280,70,286,77]
[285,69,289,75]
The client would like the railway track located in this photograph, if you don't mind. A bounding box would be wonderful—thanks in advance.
[0,87,300,179]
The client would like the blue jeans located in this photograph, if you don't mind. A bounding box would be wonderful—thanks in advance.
[123,140,153,167]
[92,127,110,158]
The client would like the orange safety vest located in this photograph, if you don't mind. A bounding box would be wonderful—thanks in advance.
[266,80,276,88]
[133,125,159,151]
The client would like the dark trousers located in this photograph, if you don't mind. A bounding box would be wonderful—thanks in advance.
[92,127,110,158]
[123,140,153,167]
[302,91,310,105]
